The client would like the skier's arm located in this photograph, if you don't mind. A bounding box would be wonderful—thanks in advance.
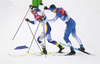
[25,18,37,24]
[47,16,58,22]
[56,12,62,17]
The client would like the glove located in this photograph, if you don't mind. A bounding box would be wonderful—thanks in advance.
[40,3,43,5]
[29,5,32,9]
[29,5,38,9]
[37,19,41,22]
[44,6,48,10]
[25,18,31,22]
[42,16,46,20]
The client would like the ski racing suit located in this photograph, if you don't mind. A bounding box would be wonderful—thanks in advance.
[48,7,83,47]
[30,8,59,47]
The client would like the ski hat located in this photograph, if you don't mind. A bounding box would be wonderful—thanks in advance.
[31,8,38,14]
[32,8,38,11]
[49,4,57,11]
[31,8,41,14]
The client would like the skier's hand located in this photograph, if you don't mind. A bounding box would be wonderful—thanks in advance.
[44,6,48,10]
[25,18,31,22]
[40,3,43,5]
[29,5,32,9]
[37,19,41,22]
[25,18,29,21]
[42,16,46,20]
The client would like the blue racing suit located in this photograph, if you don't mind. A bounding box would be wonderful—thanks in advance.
[48,7,82,46]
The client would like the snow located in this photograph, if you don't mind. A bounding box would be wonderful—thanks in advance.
[0,0,100,64]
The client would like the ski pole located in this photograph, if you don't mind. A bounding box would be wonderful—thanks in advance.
[12,8,30,41]
[27,22,42,53]
[42,10,46,48]
[27,10,45,53]
[27,22,41,53]
[43,11,46,45]
[42,10,47,58]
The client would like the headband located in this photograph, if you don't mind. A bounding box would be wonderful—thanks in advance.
[49,7,56,11]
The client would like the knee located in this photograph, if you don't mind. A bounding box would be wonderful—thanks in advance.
[47,39,56,44]
[63,36,69,43]
[47,39,51,43]
[72,33,75,37]
[64,32,70,41]
[37,37,42,43]
[72,33,77,37]
[47,39,53,43]
[63,35,68,41]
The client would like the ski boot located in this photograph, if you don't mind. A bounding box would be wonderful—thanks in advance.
[67,51,76,55]
[65,46,76,56]
[58,44,65,53]
[78,44,85,52]
[41,46,47,55]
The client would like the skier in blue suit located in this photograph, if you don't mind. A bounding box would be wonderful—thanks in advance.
[44,4,85,55]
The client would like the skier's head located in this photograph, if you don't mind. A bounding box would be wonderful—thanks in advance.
[49,4,57,13]
[31,8,38,15]
[29,5,38,15]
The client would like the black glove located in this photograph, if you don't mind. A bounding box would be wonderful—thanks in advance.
[29,5,32,9]
[40,3,43,5]
[29,5,38,9]
[37,19,41,22]
[42,16,46,20]
[44,6,48,10]
[25,18,31,22]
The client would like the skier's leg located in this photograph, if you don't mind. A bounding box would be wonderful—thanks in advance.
[37,23,48,46]
[37,24,48,54]
[46,33,64,52]
[72,28,85,51]
[63,27,72,47]
[64,18,76,55]
[72,27,82,45]
[64,27,76,55]
[37,32,47,54]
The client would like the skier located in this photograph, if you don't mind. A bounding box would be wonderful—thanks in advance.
[32,0,43,9]
[44,4,85,55]
[25,5,64,54]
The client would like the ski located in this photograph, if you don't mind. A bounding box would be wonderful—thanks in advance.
[9,54,27,57]
[74,48,94,56]
[59,42,94,56]
[9,52,66,57]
